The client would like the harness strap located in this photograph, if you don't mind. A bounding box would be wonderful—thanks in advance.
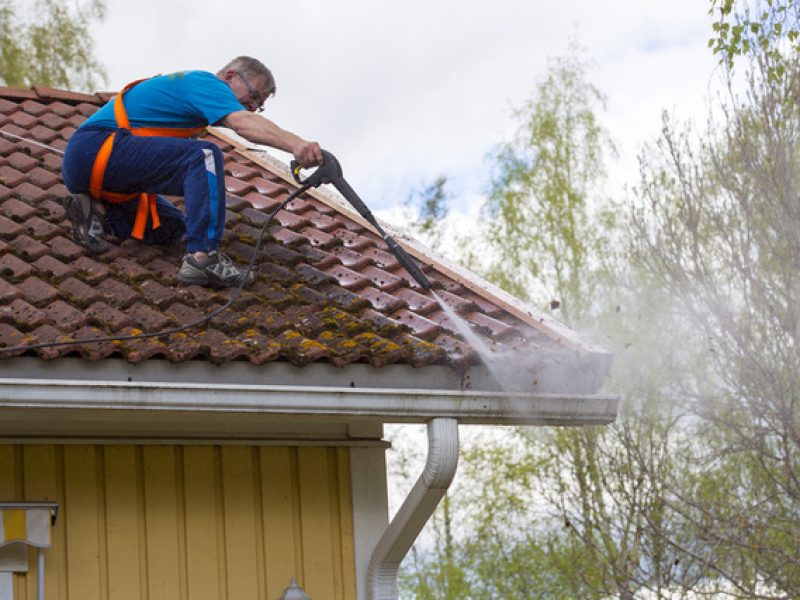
[88,78,206,240]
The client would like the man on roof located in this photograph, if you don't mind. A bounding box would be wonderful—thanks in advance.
[61,56,323,288]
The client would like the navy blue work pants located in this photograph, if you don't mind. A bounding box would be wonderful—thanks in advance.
[62,126,226,253]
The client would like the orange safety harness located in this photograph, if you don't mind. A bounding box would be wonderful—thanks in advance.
[88,79,207,239]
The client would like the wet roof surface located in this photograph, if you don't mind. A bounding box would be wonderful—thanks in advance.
[0,85,568,371]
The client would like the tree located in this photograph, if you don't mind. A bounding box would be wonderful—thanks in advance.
[0,0,106,91]
[709,0,800,79]
[630,49,800,595]
[404,175,451,253]
[482,42,614,323]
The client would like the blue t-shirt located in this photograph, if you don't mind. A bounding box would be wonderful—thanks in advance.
[81,70,245,130]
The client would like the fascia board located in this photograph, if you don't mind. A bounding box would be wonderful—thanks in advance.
[0,378,618,427]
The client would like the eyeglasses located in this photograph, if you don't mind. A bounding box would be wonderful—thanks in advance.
[235,72,264,113]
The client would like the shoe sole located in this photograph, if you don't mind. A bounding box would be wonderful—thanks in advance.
[177,263,255,289]
[63,195,108,254]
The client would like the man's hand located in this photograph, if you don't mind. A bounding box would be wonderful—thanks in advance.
[293,141,323,168]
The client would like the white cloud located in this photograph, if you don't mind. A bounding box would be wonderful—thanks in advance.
[95,0,720,216]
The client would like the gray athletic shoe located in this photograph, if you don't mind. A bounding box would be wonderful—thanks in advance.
[177,250,255,288]
[63,194,108,254]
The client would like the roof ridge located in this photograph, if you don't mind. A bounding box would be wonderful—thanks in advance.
[0,84,108,105]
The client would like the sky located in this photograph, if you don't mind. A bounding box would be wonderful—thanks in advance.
[92,0,721,224]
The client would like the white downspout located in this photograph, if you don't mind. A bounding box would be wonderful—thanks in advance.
[367,418,459,600]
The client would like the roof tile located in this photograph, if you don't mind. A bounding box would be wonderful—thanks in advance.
[0,279,19,304]
[58,277,104,307]
[393,288,438,315]
[17,276,60,306]
[327,246,372,270]
[32,255,75,281]
[11,234,49,260]
[138,279,175,307]
[251,177,286,197]
[0,323,28,356]
[13,182,51,202]
[72,255,111,283]
[0,298,49,330]
[22,215,61,239]
[96,278,140,308]
[9,111,38,129]
[360,265,406,292]
[319,284,370,312]
[0,198,36,222]
[389,309,442,340]
[6,151,37,172]
[27,166,60,189]
[29,125,58,144]
[47,101,79,118]
[357,286,407,313]
[20,99,49,115]
[49,236,86,262]
[330,227,375,251]
[299,226,338,249]
[127,302,173,331]
[432,289,477,314]
[86,301,134,330]
[322,264,372,290]
[0,165,26,187]
[41,300,87,332]
[0,252,34,280]
[0,214,25,238]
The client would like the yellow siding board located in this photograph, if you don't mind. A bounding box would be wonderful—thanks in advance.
[336,448,357,600]
[220,447,259,600]
[142,446,182,600]
[23,446,63,600]
[104,446,142,600]
[2,443,356,600]
[64,446,102,600]
[260,447,300,599]
[0,445,19,500]
[182,446,220,600]
[298,447,338,600]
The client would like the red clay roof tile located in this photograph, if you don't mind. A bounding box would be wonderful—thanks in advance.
[0,84,603,379]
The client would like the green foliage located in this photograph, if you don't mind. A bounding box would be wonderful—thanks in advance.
[0,0,106,91]
[630,52,800,594]
[709,0,800,80]
[404,175,451,252]
[482,43,614,323]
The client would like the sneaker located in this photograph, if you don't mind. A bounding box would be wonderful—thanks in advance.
[63,194,108,254]
[177,250,255,288]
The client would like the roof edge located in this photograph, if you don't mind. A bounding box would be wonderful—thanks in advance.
[0,378,619,426]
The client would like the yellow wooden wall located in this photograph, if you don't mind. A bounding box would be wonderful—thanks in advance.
[0,444,356,600]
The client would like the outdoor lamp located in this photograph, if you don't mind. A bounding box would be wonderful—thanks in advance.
[278,577,310,600]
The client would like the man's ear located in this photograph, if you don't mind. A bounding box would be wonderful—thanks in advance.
[222,70,235,83]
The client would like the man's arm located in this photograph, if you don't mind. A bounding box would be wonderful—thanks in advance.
[222,110,323,167]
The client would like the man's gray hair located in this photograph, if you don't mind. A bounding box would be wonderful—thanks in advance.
[218,56,276,98]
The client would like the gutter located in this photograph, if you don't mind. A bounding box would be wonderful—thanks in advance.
[367,418,458,600]
[0,379,618,426]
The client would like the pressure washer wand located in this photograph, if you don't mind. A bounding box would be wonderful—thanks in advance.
[291,150,433,290]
